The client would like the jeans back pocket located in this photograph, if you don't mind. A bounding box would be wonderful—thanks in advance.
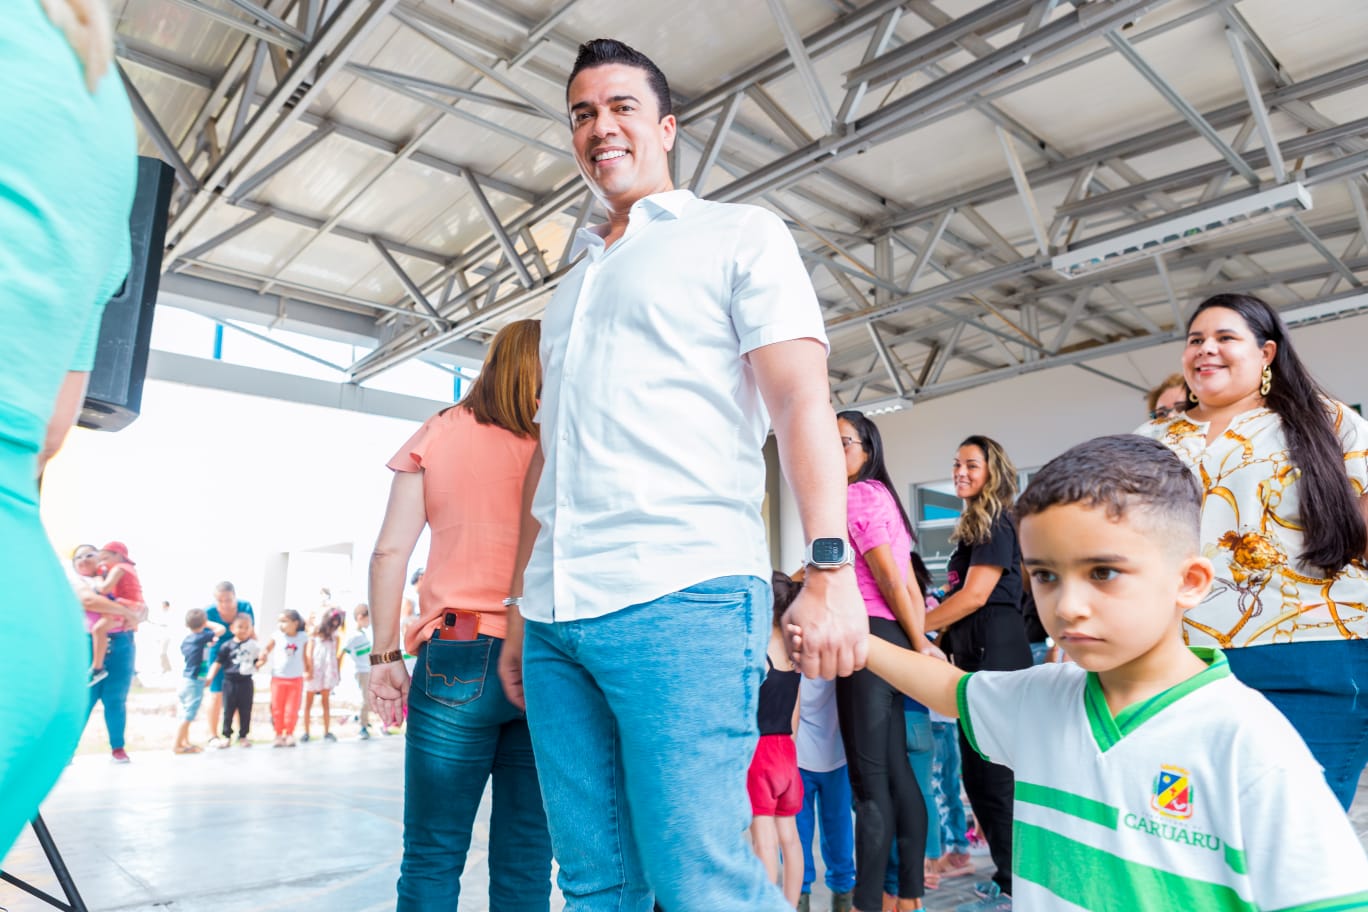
[422,637,491,708]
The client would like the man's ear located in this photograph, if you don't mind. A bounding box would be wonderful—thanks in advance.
[1176,554,1214,611]
[660,114,677,153]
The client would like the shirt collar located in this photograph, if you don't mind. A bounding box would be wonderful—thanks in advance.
[569,189,697,260]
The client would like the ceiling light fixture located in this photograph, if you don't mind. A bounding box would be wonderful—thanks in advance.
[1051,182,1313,279]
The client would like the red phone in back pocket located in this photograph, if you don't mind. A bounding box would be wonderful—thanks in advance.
[435,609,480,641]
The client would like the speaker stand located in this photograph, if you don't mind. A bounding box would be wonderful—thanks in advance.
[0,815,89,912]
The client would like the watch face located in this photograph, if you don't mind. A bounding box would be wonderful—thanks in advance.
[810,538,845,564]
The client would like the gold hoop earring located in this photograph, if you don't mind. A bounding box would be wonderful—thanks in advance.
[1260,365,1272,397]
[1188,389,1198,405]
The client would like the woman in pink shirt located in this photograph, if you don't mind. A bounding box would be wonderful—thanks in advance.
[367,319,551,910]
[835,410,933,912]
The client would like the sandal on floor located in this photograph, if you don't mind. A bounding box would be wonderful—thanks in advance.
[174,745,203,754]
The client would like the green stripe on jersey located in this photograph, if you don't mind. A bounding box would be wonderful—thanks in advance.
[1014,820,1255,912]
[1268,892,1368,912]
[1016,781,1119,830]
[1223,842,1247,877]
[957,674,987,761]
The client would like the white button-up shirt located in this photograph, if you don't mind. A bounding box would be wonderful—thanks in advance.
[524,189,828,623]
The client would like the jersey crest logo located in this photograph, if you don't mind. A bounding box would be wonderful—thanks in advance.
[1151,765,1193,819]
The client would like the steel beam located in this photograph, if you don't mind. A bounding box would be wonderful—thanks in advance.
[465,172,536,288]
[765,0,836,135]
[691,94,744,194]
[1225,27,1286,184]
[118,64,200,191]
[836,8,901,125]
[227,123,336,203]
[163,0,304,50]
[996,127,1049,254]
[371,237,448,325]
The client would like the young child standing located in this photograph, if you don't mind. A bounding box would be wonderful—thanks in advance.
[302,607,343,743]
[89,540,143,685]
[258,609,308,747]
[206,614,260,748]
[342,603,373,740]
[748,572,805,907]
[173,608,224,754]
[829,435,1368,911]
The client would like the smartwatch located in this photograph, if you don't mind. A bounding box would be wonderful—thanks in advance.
[804,537,854,570]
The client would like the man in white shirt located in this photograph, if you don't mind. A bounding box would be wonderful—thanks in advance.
[501,38,865,912]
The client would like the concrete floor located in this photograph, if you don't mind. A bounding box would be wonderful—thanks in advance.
[4,737,1368,912]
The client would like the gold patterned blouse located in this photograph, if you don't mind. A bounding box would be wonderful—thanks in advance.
[1135,401,1368,648]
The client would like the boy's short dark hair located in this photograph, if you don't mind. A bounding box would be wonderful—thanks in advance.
[567,39,672,120]
[185,608,207,630]
[230,613,252,628]
[1015,435,1200,551]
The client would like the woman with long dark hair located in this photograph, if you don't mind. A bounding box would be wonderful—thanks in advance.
[834,410,931,912]
[368,319,552,910]
[1138,293,1368,808]
[922,435,1031,907]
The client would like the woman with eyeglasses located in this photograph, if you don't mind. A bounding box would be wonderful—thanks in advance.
[1145,373,1187,422]
[0,0,136,859]
[1137,293,1368,809]
[922,435,1032,907]
[834,410,931,912]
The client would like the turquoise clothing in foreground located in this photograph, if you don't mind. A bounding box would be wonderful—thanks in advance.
[0,2,137,862]
[0,0,137,455]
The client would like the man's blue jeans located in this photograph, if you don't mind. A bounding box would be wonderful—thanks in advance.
[88,631,135,750]
[399,636,551,912]
[931,721,968,853]
[797,766,856,896]
[523,575,787,912]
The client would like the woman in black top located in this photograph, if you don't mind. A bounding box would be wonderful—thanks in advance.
[923,435,1031,902]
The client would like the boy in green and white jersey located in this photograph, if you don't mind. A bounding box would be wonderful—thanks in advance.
[812,435,1368,911]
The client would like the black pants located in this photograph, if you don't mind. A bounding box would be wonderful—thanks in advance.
[222,674,253,739]
[836,617,927,910]
[952,607,1032,896]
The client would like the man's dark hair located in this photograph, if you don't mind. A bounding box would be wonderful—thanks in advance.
[1015,435,1200,550]
[566,39,672,120]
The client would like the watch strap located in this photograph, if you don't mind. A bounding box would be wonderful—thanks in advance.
[370,649,404,666]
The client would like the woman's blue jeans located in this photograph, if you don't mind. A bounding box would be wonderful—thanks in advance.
[399,635,552,912]
[931,721,969,853]
[522,575,789,912]
[88,631,136,750]
[1224,640,1368,809]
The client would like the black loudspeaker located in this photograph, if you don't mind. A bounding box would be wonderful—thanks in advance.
[78,156,175,432]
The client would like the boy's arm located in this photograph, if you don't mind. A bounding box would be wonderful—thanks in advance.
[205,661,221,681]
[205,621,226,636]
[865,636,965,719]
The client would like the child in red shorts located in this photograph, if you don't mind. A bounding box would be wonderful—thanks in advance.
[748,572,805,907]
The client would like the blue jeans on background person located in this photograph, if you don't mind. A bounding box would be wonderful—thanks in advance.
[797,765,856,897]
[885,708,940,894]
[931,721,969,854]
[1224,640,1368,809]
[523,575,787,912]
[399,635,551,912]
[1029,641,1050,666]
[88,631,136,750]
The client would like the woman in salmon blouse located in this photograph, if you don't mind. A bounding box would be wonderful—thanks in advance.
[367,319,552,910]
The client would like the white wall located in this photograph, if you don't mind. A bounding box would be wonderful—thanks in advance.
[777,310,1368,566]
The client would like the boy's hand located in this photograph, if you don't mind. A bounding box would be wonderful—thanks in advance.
[783,568,868,679]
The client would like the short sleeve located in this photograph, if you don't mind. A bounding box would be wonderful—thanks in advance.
[387,415,439,473]
[1238,757,1368,908]
[969,514,1017,569]
[1334,401,1368,490]
[217,642,232,665]
[730,207,828,356]
[957,670,1019,767]
[847,481,893,555]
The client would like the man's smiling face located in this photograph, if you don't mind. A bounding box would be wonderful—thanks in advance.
[568,63,676,210]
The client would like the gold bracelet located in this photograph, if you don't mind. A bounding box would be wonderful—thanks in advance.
[370,649,404,665]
